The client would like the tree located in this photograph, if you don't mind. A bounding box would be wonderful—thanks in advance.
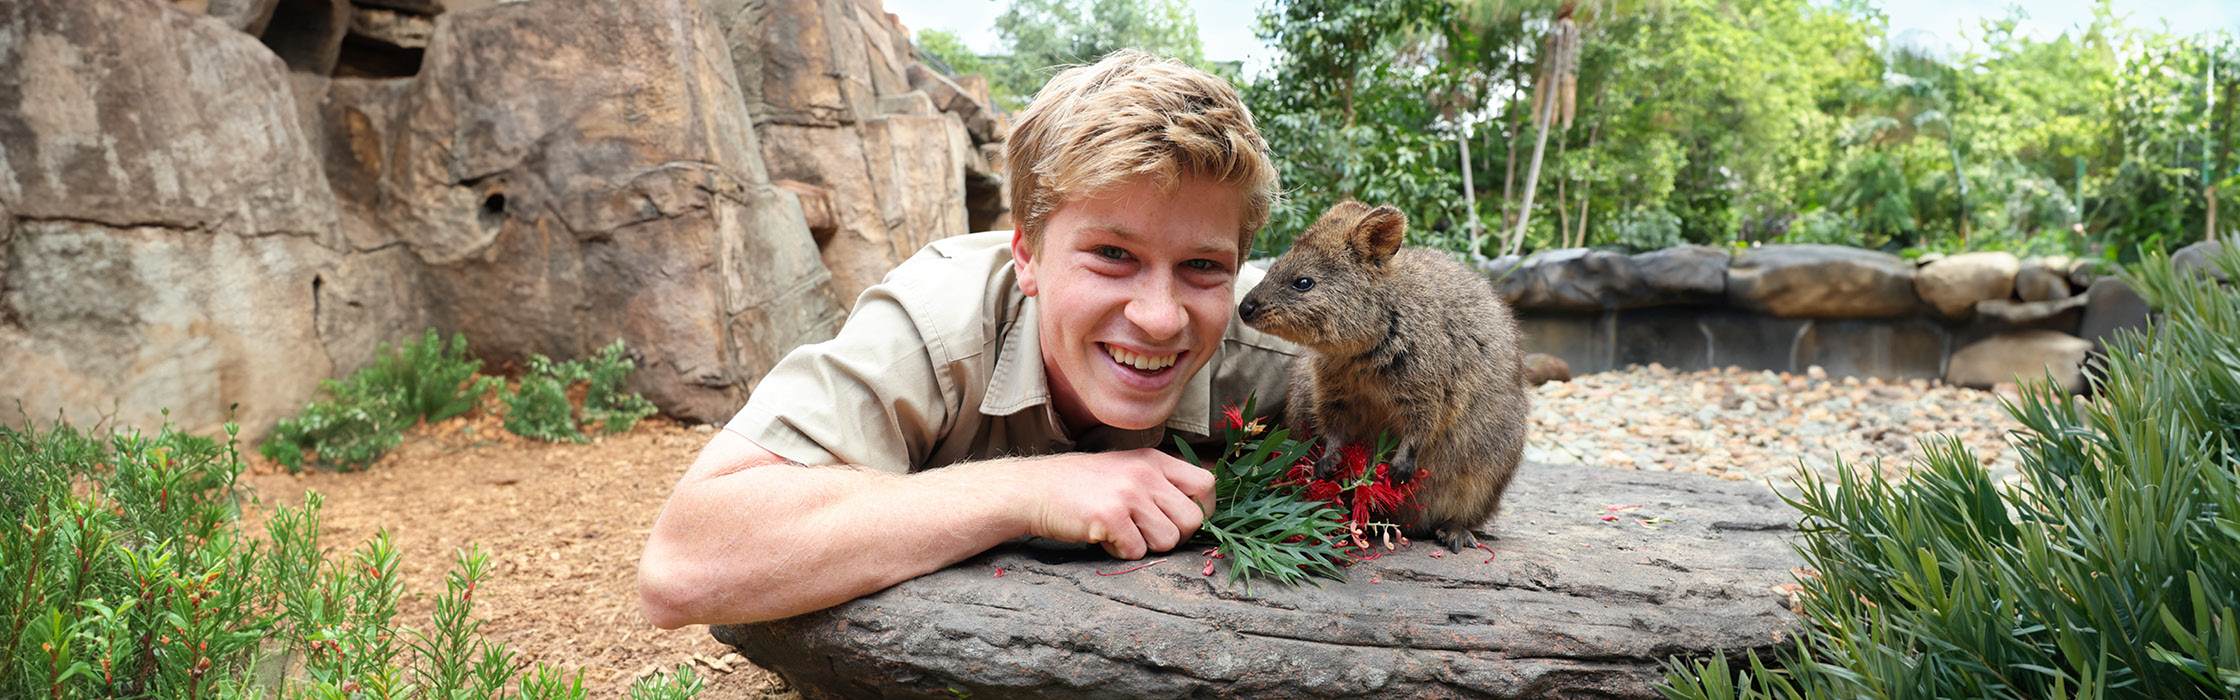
[997,0,1206,86]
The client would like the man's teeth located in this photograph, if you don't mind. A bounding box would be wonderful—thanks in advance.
[1107,345,1177,371]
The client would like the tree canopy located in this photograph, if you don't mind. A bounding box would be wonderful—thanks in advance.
[918,0,2238,262]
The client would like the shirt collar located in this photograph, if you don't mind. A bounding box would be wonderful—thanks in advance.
[980,295,1216,438]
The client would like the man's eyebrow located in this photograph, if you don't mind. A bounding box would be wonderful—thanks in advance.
[1097,225,1239,258]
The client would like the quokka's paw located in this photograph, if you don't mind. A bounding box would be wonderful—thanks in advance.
[1434,522,1480,553]
[1389,454,1418,485]
[1312,449,1344,481]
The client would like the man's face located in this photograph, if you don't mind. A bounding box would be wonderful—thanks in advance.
[1012,175,1246,433]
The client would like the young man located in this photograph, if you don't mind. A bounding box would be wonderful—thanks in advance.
[638,50,1297,627]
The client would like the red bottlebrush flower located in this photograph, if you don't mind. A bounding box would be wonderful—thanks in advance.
[1218,403,1247,430]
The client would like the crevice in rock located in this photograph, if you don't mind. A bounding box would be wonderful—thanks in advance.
[259,0,349,76]
[15,214,208,234]
[333,33,424,78]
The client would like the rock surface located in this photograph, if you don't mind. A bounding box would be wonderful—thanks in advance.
[1727,244,1919,318]
[2,0,1004,437]
[1631,244,1730,305]
[1946,330,2094,392]
[1912,251,2018,318]
[725,0,983,301]
[1,0,342,437]
[714,464,1804,699]
[366,0,845,423]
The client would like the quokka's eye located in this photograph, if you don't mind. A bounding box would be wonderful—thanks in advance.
[1290,276,1315,292]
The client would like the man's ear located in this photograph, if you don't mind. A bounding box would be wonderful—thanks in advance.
[1349,205,1408,264]
[1010,228,1040,297]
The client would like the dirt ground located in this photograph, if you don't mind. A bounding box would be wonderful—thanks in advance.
[238,411,791,699]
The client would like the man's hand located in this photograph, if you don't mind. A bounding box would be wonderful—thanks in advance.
[1018,449,1215,560]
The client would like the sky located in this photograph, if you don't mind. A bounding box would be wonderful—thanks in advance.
[881,0,2239,72]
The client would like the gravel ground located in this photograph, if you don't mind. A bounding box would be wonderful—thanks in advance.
[1527,364,2031,491]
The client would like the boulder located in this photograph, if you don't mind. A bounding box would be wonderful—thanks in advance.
[1490,248,1643,312]
[1630,244,1730,305]
[204,0,282,33]
[0,0,342,437]
[774,180,840,246]
[2013,264,2071,302]
[347,4,435,50]
[2172,240,2230,283]
[908,62,1005,145]
[368,0,844,423]
[1727,244,1920,319]
[1912,251,2018,318]
[353,0,443,14]
[715,464,1804,699]
[1946,330,2094,392]
[2077,276,2154,353]
[1523,352,1572,385]
[1972,295,2086,333]
[2068,258,2103,290]
[720,0,879,126]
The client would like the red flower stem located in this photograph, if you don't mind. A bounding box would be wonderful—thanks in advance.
[1094,559,1166,576]
[1476,543,1497,564]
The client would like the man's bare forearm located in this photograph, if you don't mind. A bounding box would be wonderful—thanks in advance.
[638,433,1036,627]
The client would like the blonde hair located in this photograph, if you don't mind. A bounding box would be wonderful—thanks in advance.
[1005,49,1278,254]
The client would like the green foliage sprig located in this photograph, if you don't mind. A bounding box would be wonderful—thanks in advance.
[1659,231,2240,698]
[2,415,702,699]
[1175,399,1353,588]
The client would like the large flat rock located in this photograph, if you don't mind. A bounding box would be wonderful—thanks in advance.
[714,463,1805,699]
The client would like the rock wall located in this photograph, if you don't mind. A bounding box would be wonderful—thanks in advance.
[2,0,1007,436]
[1487,243,2179,393]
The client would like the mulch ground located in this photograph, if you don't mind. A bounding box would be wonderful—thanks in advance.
[238,412,792,699]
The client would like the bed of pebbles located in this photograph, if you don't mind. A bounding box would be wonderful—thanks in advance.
[1526,363,2032,491]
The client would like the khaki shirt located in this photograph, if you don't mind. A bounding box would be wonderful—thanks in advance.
[727,230,1300,473]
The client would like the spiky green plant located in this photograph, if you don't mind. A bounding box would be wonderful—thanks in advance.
[1661,242,2240,698]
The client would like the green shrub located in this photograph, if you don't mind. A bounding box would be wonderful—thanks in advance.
[1660,243,2240,698]
[1781,209,1862,247]
[368,329,503,425]
[504,354,587,443]
[1611,208,1687,252]
[502,340,659,443]
[0,416,699,699]
[261,331,495,472]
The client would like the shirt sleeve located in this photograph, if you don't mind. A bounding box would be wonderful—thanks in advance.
[724,287,951,474]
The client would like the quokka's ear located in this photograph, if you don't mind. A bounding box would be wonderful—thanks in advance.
[1349,205,1408,263]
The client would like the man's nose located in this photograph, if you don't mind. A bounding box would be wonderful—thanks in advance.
[1127,285,1188,339]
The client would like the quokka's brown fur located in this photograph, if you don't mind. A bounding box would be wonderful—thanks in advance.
[1237,201,1530,551]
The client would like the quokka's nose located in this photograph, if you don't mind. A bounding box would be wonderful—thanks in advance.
[1237,299,1260,322]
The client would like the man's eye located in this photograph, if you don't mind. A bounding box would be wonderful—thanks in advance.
[1184,259,1218,271]
[1095,246,1129,260]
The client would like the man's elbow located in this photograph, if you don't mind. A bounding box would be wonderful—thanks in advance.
[637,557,702,630]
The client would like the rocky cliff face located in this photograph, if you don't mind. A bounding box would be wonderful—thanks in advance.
[1,0,1008,435]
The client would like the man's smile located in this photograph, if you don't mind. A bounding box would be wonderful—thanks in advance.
[1102,343,1182,375]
